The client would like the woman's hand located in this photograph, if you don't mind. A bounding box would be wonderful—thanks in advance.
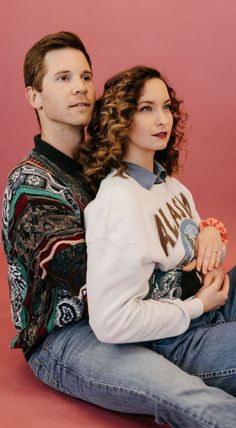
[183,226,224,274]
[196,268,229,312]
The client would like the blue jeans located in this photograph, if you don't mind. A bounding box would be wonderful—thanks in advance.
[29,321,236,428]
[152,267,236,398]
[28,322,236,427]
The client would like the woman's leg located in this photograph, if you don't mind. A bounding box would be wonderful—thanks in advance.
[28,320,236,428]
[152,317,236,397]
[220,266,236,321]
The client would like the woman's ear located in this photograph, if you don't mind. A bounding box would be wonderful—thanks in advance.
[25,86,42,110]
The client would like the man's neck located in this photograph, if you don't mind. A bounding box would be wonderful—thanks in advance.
[41,125,85,161]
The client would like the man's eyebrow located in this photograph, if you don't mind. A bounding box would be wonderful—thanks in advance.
[81,70,93,75]
[54,70,93,76]
[54,70,70,75]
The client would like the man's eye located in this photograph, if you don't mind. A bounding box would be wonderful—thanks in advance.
[57,75,69,81]
[82,75,92,81]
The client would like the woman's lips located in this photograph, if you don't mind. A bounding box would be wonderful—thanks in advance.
[152,132,168,139]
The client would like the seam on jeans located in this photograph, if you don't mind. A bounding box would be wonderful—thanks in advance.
[66,367,218,427]
[33,358,71,395]
[79,374,218,427]
[42,348,218,427]
[197,368,236,380]
[153,397,218,427]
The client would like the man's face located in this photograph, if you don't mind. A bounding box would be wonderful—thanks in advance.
[36,47,96,130]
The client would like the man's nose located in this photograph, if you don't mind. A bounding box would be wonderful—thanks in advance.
[72,77,87,95]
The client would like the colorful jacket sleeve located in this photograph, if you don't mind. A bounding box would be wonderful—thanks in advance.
[7,188,87,295]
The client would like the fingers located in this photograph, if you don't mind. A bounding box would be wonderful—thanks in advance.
[203,271,215,288]
[207,247,222,271]
[195,227,223,274]
[203,268,224,289]
[214,246,223,267]
[220,274,230,295]
[196,244,223,274]
[198,245,212,274]
[215,274,230,309]
[197,272,229,312]
[182,259,196,272]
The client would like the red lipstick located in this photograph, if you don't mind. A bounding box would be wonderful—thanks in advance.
[152,132,168,139]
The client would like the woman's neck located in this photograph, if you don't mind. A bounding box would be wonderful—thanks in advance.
[123,153,154,172]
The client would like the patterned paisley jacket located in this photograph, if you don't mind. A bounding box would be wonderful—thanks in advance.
[2,135,93,356]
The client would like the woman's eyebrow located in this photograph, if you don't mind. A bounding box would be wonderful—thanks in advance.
[138,98,171,105]
[138,100,154,105]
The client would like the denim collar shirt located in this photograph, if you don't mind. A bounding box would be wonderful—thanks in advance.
[125,161,167,190]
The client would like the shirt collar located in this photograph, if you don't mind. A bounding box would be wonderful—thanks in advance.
[125,161,167,190]
[34,134,83,177]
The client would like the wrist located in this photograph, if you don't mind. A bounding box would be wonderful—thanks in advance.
[184,297,204,319]
[199,217,228,243]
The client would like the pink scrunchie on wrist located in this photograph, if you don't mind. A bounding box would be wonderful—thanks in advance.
[199,217,228,243]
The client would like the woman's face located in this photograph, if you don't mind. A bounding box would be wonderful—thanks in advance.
[125,78,173,165]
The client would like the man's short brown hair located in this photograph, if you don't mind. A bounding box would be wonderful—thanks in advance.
[24,31,92,91]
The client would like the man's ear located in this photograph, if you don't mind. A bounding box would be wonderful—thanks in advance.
[25,86,42,110]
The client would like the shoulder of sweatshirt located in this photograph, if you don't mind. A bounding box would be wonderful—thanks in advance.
[167,176,194,198]
[84,171,148,241]
[85,170,143,216]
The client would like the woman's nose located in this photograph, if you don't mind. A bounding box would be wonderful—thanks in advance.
[155,109,168,125]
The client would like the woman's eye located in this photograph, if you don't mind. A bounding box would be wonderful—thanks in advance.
[140,106,152,112]
[164,104,172,110]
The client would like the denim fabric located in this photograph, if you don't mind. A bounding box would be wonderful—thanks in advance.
[152,267,236,398]
[28,317,236,427]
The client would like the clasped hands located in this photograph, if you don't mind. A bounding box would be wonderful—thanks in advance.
[184,226,224,274]
[183,226,229,312]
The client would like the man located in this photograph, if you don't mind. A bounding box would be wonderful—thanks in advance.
[2,31,236,427]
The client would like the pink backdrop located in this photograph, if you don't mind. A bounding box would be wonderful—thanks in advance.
[1,0,235,268]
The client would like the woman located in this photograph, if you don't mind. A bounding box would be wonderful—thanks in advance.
[82,66,236,395]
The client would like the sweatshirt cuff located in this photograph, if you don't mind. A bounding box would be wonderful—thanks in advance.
[183,297,204,319]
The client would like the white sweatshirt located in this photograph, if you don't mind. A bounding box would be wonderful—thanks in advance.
[85,169,203,344]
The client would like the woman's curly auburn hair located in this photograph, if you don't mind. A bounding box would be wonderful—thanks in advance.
[80,66,186,191]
